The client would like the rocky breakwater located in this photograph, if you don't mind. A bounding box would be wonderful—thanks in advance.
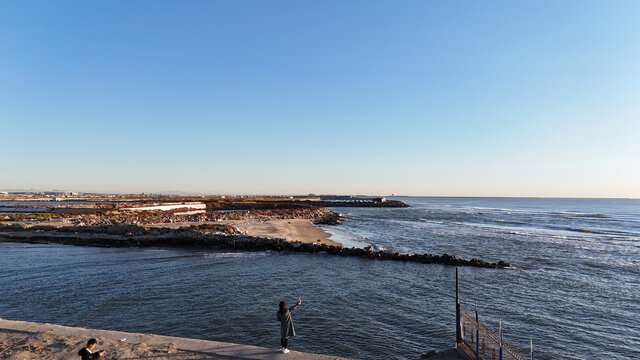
[299,199,410,208]
[280,243,510,268]
[313,210,342,225]
[11,206,341,227]
[0,224,510,268]
[206,199,410,210]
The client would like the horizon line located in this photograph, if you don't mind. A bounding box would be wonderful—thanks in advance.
[1,190,638,200]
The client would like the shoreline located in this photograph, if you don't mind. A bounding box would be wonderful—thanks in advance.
[0,317,353,359]
[0,228,511,268]
[228,219,341,247]
[0,195,511,269]
[144,218,341,247]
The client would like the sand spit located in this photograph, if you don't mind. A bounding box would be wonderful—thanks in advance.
[140,219,339,246]
[230,219,340,247]
[0,318,353,360]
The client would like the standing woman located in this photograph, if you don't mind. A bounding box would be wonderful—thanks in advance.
[277,298,301,353]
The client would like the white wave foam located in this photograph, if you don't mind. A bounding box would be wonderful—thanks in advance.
[201,252,268,258]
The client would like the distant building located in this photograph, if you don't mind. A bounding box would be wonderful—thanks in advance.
[45,190,76,196]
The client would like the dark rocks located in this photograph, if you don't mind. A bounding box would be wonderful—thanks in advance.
[0,226,511,269]
[313,212,342,225]
[299,200,410,208]
[207,199,410,210]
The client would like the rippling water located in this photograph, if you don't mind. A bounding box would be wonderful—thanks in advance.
[1,197,639,359]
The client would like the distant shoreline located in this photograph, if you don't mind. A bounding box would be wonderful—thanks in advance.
[0,196,510,268]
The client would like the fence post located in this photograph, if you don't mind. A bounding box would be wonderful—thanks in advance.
[456,267,461,347]
[499,318,503,360]
[475,300,479,359]
[530,338,533,360]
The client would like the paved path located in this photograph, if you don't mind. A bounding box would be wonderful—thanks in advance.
[420,348,469,360]
[0,318,354,360]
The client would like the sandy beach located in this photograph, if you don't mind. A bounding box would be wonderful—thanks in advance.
[228,219,340,247]
[141,218,341,247]
[0,318,352,360]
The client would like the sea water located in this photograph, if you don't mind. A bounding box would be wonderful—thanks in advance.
[0,197,638,359]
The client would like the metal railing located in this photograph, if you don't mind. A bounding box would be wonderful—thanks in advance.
[454,268,533,360]
[459,303,530,360]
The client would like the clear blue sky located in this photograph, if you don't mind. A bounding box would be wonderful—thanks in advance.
[1,1,639,197]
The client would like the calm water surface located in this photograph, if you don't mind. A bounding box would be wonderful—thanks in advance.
[1,197,639,359]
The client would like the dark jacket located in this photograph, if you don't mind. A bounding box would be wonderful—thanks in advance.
[78,348,101,360]
[276,303,299,338]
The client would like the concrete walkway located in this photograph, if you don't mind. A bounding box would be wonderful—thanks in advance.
[0,318,354,360]
[420,348,469,360]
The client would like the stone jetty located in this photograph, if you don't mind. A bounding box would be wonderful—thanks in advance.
[0,226,511,268]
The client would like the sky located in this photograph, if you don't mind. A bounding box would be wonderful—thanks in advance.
[1,0,639,197]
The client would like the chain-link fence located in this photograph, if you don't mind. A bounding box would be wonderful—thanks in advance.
[459,304,529,360]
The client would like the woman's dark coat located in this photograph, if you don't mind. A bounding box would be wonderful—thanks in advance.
[276,303,299,338]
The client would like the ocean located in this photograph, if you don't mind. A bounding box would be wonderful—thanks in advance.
[0,197,638,359]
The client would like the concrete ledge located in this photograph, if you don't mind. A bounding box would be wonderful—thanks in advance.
[0,318,354,360]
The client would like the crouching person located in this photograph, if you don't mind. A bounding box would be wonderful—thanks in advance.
[78,338,105,359]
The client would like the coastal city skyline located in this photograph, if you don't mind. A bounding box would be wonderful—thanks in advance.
[2,1,639,197]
